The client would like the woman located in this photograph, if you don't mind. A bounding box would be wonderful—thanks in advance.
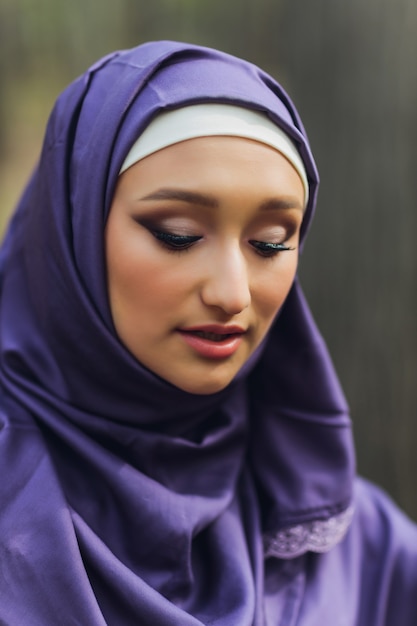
[0,41,416,625]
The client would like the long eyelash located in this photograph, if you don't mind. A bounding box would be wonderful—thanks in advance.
[249,240,295,258]
[151,229,201,251]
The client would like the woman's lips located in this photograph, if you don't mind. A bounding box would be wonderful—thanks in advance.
[178,324,246,359]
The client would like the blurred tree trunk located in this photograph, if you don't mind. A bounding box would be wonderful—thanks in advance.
[0,2,17,158]
[277,0,417,519]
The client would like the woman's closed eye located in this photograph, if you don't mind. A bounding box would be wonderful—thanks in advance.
[151,228,202,251]
[249,239,295,258]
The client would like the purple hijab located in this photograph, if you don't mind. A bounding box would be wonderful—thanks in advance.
[0,42,355,624]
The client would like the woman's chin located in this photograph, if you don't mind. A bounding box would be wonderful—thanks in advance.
[165,366,239,396]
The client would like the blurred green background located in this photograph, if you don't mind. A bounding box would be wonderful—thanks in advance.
[1,0,416,519]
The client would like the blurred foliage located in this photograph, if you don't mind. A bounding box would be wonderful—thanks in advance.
[0,0,417,520]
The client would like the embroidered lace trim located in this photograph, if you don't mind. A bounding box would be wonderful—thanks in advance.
[264,505,354,559]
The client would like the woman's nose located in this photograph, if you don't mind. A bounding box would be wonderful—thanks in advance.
[200,245,251,315]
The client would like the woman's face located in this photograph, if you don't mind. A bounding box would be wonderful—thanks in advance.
[105,136,304,394]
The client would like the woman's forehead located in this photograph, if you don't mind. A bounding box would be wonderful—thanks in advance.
[112,136,306,219]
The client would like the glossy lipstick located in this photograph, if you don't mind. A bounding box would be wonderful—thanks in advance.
[178,324,246,359]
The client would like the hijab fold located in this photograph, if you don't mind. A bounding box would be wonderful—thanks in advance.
[0,41,355,624]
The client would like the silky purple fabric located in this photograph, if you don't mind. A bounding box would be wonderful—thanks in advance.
[1,41,415,625]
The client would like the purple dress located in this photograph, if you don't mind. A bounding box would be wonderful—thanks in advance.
[0,41,416,625]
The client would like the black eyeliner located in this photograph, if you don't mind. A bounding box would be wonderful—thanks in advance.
[151,229,201,250]
[249,240,295,256]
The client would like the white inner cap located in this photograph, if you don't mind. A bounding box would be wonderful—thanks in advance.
[119,103,309,205]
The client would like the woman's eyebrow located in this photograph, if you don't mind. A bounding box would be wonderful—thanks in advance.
[139,188,219,208]
[259,198,304,212]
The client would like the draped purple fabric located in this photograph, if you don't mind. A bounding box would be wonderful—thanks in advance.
[2,41,412,626]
